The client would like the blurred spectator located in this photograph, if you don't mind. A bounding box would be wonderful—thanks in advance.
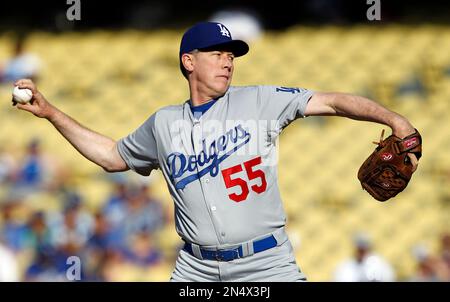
[139,182,166,231]
[25,246,67,282]
[0,35,42,83]
[86,211,114,251]
[410,244,450,282]
[440,233,450,272]
[102,174,128,232]
[48,192,94,253]
[121,230,162,267]
[31,193,94,282]
[83,249,108,281]
[120,183,165,243]
[0,200,28,252]
[333,232,396,282]
[98,249,128,282]
[0,239,19,281]
[0,147,16,184]
[22,211,52,251]
[17,139,43,186]
[10,138,65,195]
[83,212,115,281]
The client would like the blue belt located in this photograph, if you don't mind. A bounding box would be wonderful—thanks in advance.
[183,235,277,262]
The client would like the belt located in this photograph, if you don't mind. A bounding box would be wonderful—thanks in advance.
[183,235,278,262]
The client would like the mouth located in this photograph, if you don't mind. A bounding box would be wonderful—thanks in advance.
[217,75,230,80]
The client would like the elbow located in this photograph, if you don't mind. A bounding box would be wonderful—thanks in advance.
[102,165,116,173]
[102,143,129,173]
[102,162,129,173]
[102,166,128,173]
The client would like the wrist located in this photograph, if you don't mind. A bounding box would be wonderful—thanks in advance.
[45,104,60,122]
[390,116,415,138]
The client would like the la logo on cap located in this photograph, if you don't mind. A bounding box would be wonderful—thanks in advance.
[217,24,230,37]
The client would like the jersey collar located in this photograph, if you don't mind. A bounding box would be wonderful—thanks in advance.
[184,88,232,123]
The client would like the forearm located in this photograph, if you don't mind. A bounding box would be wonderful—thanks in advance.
[328,93,414,136]
[12,79,128,172]
[47,107,126,171]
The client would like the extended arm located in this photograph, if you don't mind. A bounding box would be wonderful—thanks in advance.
[13,79,129,173]
[305,92,419,170]
[305,92,415,136]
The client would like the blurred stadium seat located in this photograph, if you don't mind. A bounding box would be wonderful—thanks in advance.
[0,24,449,281]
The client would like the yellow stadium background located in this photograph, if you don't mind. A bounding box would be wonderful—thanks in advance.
[0,25,449,281]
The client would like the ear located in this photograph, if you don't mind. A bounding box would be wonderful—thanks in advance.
[181,53,195,73]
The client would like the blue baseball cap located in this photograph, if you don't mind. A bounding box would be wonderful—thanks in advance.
[179,21,249,59]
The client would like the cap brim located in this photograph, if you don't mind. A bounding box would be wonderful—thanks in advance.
[198,40,249,57]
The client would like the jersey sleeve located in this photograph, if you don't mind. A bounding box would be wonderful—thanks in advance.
[258,85,314,138]
[117,113,160,176]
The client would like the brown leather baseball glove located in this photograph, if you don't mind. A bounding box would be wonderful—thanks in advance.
[358,129,422,201]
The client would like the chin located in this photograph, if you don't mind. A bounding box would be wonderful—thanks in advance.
[219,81,231,92]
[211,86,228,98]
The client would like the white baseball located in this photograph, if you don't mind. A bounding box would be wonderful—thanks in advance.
[12,86,33,104]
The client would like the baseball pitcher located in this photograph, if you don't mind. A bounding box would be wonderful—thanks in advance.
[13,22,420,281]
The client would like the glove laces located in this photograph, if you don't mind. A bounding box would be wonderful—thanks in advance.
[372,129,385,146]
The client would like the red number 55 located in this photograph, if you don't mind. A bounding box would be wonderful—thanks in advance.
[221,156,267,202]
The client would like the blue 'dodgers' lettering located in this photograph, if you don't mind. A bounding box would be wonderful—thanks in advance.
[166,124,251,190]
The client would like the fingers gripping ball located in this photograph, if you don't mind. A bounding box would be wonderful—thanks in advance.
[12,86,33,104]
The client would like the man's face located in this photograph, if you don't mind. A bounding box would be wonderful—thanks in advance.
[187,49,235,98]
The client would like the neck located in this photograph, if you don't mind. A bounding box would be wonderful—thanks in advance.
[190,94,215,107]
[188,80,226,107]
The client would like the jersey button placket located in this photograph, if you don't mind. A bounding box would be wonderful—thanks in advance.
[191,118,224,243]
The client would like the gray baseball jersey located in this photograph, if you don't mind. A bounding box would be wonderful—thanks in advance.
[117,85,314,248]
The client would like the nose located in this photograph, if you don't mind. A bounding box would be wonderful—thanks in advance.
[221,54,233,70]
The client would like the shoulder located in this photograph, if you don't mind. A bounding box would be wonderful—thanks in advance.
[151,103,186,124]
[227,85,265,95]
[228,85,310,98]
[156,103,185,115]
[226,85,265,103]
